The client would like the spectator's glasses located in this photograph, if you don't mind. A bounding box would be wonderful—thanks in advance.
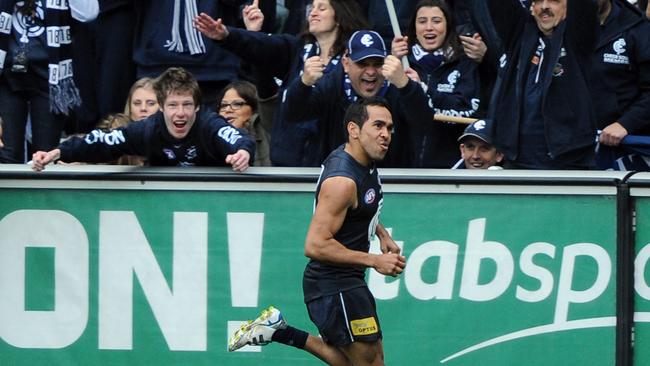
[219,100,248,111]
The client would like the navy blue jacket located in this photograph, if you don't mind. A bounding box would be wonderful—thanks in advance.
[486,0,599,161]
[283,65,434,168]
[410,53,481,167]
[59,109,255,166]
[591,0,650,133]
[133,1,242,82]
[219,27,336,166]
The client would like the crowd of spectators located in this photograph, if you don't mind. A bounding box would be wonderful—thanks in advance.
[0,0,648,171]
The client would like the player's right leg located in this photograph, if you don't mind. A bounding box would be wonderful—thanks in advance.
[228,306,287,351]
[227,306,353,365]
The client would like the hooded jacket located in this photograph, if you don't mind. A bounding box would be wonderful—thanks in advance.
[486,0,599,162]
[591,0,650,133]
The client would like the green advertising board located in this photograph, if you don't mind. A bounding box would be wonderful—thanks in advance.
[634,192,650,366]
[0,173,622,365]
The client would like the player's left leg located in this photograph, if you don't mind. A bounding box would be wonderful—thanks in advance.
[339,339,384,366]
[304,334,353,366]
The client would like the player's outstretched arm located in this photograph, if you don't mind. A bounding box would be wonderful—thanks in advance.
[304,177,405,276]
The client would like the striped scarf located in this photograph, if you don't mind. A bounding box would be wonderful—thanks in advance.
[299,42,341,77]
[165,0,206,55]
[0,0,81,115]
[412,44,447,75]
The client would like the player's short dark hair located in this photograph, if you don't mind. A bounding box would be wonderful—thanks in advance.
[153,67,202,107]
[343,97,391,140]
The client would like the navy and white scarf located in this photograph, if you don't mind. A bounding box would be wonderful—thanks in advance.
[299,41,341,77]
[411,43,447,75]
[343,72,388,103]
[0,0,81,115]
[165,0,205,55]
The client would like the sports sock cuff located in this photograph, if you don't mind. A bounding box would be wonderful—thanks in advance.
[271,326,309,349]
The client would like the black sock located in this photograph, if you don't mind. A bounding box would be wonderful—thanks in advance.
[271,325,309,349]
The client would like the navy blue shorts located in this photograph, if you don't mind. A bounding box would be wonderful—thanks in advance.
[306,286,382,347]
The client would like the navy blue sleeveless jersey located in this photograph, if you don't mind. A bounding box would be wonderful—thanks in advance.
[302,145,384,302]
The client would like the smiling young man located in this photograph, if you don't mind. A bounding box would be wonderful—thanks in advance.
[228,97,405,366]
[476,0,600,169]
[32,67,255,171]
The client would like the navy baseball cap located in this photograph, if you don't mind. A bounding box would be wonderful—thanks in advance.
[458,119,494,144]
[347,30,387,62]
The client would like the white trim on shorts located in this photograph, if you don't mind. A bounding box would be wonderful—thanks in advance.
[339,292,355,342]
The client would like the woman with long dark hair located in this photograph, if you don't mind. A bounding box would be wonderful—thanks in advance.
[215,80,271,166]
[392,0,481,168]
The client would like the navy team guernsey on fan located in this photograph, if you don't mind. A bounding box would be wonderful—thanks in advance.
[58,109,255,166]
[302,145,383,303]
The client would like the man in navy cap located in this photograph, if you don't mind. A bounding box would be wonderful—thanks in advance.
[283,29,434,167]
[452,119,504,169]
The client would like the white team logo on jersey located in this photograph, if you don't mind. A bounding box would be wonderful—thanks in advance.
[613,38,626,55]
[185,145,197,161]
[364,188,376,204]
[448,70,460,85]
[499,54,507,68]
[471,98,480,112]
[13,1,45,42]
[163,149,176,160]
[437,70,461,93]
[603,38,629,65]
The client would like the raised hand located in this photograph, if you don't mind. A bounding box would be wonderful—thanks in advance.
[193,12,229,41]
[382,55,409,89]
[243,0,264,32]
[460,33,487,63]
[301,56,326,86]
[404,67,421,83]
[391,35,409,58]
